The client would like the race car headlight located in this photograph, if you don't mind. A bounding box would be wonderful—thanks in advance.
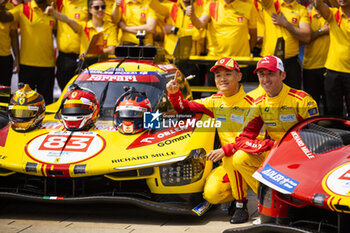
[159,148,206,186]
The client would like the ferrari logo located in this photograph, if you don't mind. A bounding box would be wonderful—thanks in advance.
[72,92,77,98]
[55,158,61,163]
[19,97,26,105]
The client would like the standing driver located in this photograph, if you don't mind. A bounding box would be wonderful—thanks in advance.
[167,57,255,224]
[223,56,318,203]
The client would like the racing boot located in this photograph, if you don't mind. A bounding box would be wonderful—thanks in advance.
[229,200,249,224]
[227,200,236,216]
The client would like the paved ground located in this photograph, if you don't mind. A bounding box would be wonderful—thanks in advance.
[0,190,257,233]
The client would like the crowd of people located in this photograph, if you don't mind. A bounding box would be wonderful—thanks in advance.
[0,0,350,225]
[0,0,349,114]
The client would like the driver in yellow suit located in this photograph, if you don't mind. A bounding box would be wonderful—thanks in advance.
[167,57,254,224]
[223,56,319,198]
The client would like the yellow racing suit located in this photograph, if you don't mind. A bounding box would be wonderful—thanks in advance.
[223,84,319,193]
[168,86,254,203]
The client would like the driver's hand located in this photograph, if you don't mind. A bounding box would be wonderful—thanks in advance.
[166,76,179,94]
[205,148,225,163]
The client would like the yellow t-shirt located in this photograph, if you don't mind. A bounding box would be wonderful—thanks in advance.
[79,20,118,55]
[0,2,17,56]
[325,7,350,73]
[56,0,88,54]
[10,0,56,67]
[162,0,206,55]
[120,0,157,45]
[104,0,116,23]
[261,0,309,59]
[204,0,257,57]
[303,7,329,69]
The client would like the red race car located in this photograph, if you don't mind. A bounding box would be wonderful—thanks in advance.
[225,116,350,233]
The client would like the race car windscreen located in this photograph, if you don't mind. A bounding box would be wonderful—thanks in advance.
[74,71,166,120]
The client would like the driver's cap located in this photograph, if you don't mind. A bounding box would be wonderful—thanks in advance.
[210,57,240,73]
[254,55,284,74]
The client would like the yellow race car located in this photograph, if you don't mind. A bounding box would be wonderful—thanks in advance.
[0,46,216,216]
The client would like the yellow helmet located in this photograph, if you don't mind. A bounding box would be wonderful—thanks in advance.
[8,84,45,132]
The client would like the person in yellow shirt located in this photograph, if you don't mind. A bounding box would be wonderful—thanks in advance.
[149,0,206,98]
[223,56,318,204]
[46,0,118,56]
[111,0,157,45]
[55,0,89,91]
[167,58,255,224]
[0,0,19,86]
[314,0,350,117]
[259,0,311,89]
[186,0,257,86]
[0,0,56,104]
[302,4,329,112]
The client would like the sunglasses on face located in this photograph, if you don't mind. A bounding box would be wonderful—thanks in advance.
[92,5,106,10]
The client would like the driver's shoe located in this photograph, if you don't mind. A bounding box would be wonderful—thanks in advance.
[229,201,249,224]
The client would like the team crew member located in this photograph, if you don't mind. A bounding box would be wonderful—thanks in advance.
[55,0,89,91]
[112,0,157,45]
[314,0,350,117]
[223,56,318,197]
[302,4,329,110]
[46,0,118,56]
[167,58,255,224]
[186,0,257,85]
[187,0,257,58]
[149,0,206,98]
[259,0,311,89]
[0,0,19,86]
[0,0,56,104]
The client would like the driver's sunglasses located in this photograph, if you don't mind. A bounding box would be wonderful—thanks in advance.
[92,5,106,10]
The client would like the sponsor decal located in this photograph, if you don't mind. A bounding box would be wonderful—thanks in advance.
[157,133,191,147]
[237,17,243,22]
[280,105,293,111]
[25,131,106,164]
[50,20,54,26]
[111,151,176,163]
[280,114,296,122]
[38,121,63,129]
[260,164,299,193]
[74,13,80,19]
[94,122,117,131]
[76,71,159,82]
[291,131,315,159]
[265,122,277,126]
[230,114,244,124]
[292,17,297,24]
[192,201,211,216]
[326,163,350,196]
[308,107,318,116]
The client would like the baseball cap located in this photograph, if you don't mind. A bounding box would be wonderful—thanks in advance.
[253,55,285,74]
[210,57,240,73]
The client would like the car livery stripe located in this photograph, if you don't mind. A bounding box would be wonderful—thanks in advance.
[0,125,9,147]
[43,196,64,200]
